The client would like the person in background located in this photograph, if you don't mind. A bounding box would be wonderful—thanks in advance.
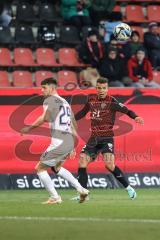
[101,13,122,43]
[144,22,160,69]
[123,31,144,60]
[89,0,116,26]
[61,0,91,29]
[78,30,105,69]
[99,47,126,87]
[0,1,12,27]
[127,47,160,88]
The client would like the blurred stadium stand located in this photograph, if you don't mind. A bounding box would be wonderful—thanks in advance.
[0,0,160,88]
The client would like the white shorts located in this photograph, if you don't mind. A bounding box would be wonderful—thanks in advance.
[40,133,74,167]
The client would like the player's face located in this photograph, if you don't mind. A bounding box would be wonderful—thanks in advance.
[41,84,53,96]
[96,83,108,98]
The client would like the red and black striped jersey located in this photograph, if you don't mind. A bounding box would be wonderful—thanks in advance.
[75,94,138,137]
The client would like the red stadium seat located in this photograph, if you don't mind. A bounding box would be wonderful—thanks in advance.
[36,48,60,66]
[58,48,83,66]
[147,6,160,22]
[57,70,78,89]
[113,5,121,12]
[131,26,144,42]
[0,48,13,66]
[153,71,160,84]
[14,48,35,66]
[35,70,56,87]
[125,5,145,22]
[13,71,33,87]
[0,71,11,87]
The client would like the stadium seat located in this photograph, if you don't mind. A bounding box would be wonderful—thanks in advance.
[147,6,160,22]
[36,48,59,66]
[57,70,78,89]
[81,26,98,40]
[15,25,35,44]
[13,71,33,87]
[14,48,35,66]
[131,26,144,42]
[35,70,56,87]
[37,25,56,43]
[153,71,160,84]
[16,2,37,23]
[59,26,81,45]
[39,3,60,22]
[125,5,145,22]
[0,71,11,87]
[0,48,13,66]
[0,26,14,45]
[58,48,83,67]
[113,5,121,12]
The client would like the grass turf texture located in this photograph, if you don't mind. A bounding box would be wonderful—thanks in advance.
[0,189,160,240]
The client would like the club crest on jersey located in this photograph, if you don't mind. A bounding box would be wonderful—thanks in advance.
[101,103,106,109]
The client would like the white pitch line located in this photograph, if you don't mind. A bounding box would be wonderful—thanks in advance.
[0,216,160,224]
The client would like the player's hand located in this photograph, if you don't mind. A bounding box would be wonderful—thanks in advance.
[20,126,31,135]
[69,149,76,159]
[135,117,144,125]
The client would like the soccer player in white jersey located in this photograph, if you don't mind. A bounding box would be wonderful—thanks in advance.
[21,78,89,204]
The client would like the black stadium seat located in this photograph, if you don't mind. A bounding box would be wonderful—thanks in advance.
[15,25,35,44]
[81,26,98,40]
[16,2,38,23]
[39,2,60,22]
[37,25,56,43]
[59,26,81,45]
[0,26,14,45]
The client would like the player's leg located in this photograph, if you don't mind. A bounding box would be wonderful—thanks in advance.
[51,160,89,203]
[35,161,62,204]
[77,137,98,189]
[77,152,91,189]
[103,153,137,199]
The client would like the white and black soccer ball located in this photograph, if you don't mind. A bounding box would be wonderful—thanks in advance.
[113,23,132,41]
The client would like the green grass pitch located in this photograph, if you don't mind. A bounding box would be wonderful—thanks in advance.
[0,189,160,240]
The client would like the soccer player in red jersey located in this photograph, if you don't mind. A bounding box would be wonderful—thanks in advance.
[74,77,144,200]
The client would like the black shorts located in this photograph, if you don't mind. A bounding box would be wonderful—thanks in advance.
[81,136,114,159]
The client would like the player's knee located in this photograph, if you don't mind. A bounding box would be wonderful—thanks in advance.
[35,162,47,173]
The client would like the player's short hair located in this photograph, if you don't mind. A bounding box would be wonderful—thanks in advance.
[41,78,57,86]
[97,77,108,84]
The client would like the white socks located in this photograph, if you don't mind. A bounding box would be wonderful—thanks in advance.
[57,167,82,191]
[37,171,59,199]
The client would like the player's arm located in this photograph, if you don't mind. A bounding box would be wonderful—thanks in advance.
[20,107,51,135]
[75,102,90,120]
[111,97,144,125]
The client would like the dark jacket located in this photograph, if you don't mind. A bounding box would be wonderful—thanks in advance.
[99,56,126,82]
[127,55,153,82]
[78,38,105,68]
[144,32,160,52]
[91,0,115,13]
[123,42,144,60]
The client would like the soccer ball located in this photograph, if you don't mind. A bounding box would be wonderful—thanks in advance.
[113,23,132,41]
